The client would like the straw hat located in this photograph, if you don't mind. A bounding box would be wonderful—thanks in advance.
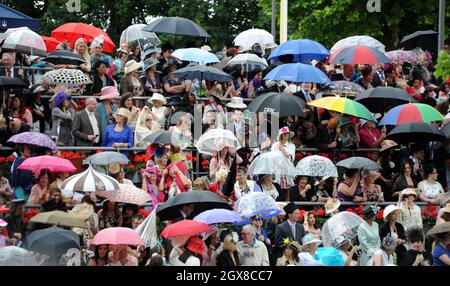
[113,108,131,122]
[69,202,94,221]
[149,93,167,105]
[108,163,121,175]
[277,126,294,141]
[441,205,450,215]
[383,205,400,222]
[402,188,419,199]
[124,60,142,74]
[226,97,247,110]
[380,140,398,153]
[99,86,120,100]
[301,233,322,249]
[208,90,224,105]
[325,198,341,214]
[427,222,450,236]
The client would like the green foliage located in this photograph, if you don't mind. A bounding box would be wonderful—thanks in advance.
[435,51,450,81]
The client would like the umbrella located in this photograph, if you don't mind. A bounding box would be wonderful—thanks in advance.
[234,192,281,225]
[440,123,450,138]
[172,48,219,64]
[264,63,331,84]
[119,24,161,47]
[51,22,116,53]
[328,81,365,95]
[233,28,275,50]
[330,36,385,53]
[0,218,7,227]
[400,30,438,50]
[0,246,39,266]
[24,226,80,257]
[247,92,306,118]
[61,165,120,193]
[143,17,209,38]
[321,211,365,247]
[41,36,61,52]
[0,77,27,88]
[295,155,338,177]
[329,45,390,65]
[8,132,58,151]
[226,53,268,72]
[308,96,377,122]
[170,65,233,82]
[83,151,129,166]
[160,220,214,239]
[355,87,414,113]
[96,184,152,206]
[134,208,158,249]
[156,191,232,221]
[268,39,330,62]
[336,157,379,170]
[426,222,450,236]
[195,128,241,156]
[90,227,144,246]
[247,151,297,177]
[386,122,445,143]
[378,103,444,126]
[384,50,418,63]
[42,68,92,86]
[2,29,47,57]
[17,155,77,174]
[42,50,86,66]
[30,211,87,228]
[143,130,191,146]
[193,208,242,225]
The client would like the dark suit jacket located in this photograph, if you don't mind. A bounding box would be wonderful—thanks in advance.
[294,90,319,125]
[72,109,102,147]
[274,220,306,257]
[438,167,450,191]
[217,250,239,266]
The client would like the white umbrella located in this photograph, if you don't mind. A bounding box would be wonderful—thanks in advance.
[172,48,219,64]
[321,211,365,248]
[2,28,47,57]
[61,165,120,193]
[330,35,385,53]
[296,155,338,178]
[134,208,158,249]
[233,28,275,50]
[42,68,92,86]
[96,184,152,205]
[227,53,268,72]
[120,24,161,47]
[0,246,39,266]
[195,128,241,156]
[248,151,296,177]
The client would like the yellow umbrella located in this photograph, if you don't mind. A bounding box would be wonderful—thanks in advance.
[30,211,88,228]
[308,96,377,122]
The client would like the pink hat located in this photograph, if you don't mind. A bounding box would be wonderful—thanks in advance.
[99,86,119,100]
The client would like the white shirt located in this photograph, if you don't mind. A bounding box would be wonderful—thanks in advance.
[298,252,322,266]
[87,110,100,143]
[152,106,167,128]
[418,180,443,199]
[5,67,14,78]
[366,249,395,266]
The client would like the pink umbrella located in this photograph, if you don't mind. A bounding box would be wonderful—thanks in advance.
[90,227,144,246]
[17,155,76,174]
[96,184,151,206]
[0,219,7,227]
[161,220,214,239]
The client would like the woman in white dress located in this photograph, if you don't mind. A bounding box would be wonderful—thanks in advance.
[367,234,397,266]
[149,93,169,129]
[134,106,160,147]
[298,233,322,266]
[271,127,296,199]
[418,165,445,204]
[397,188,423,230]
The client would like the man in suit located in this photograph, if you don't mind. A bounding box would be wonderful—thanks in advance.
[172,203,194,223]
[0,52,30,86]
[72,97,102,146]
[274,202,306,258]
[225,99,248,147]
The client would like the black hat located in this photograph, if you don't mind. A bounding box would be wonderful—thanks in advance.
[283,202,299,215]
[161,42,174,54]
[162,57,181,73]
[362,204,378,220]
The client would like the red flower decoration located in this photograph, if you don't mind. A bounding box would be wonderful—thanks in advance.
[295,152,303,161]
[426,204,437,212]
[345,208,356,214]
[431,210,438,218]
[316,209,325,216]
[339,153,349,159]
[192,156,198,163]
[6,155,15,163]
[185,154,193,161]
[376,211,384,221]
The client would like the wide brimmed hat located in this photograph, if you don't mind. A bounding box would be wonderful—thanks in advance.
[114,108,131,122]
[53,92,72,108]
[187,237,204,255]
[383,205,400,222]
[149,93,167,105]
[380,140,398,153]
[285,240,301,252]
[201,45,212,52]
[325,198,341,214]
[283,202,299,215]
[108,163,121,175]
[361,169,377,180]
[441,192,450,206]
[277,126,295,141]
[124,60,142,74]
[427,222,450,236]
[162,57,181,73]
[208,90,224,104]
[143,58,160,71]
[362,204,379,220]
[99,86,120,100]
[402,188,419,199]
[226,97,247,110]
[69,202,94,221]
[302,233,322,248]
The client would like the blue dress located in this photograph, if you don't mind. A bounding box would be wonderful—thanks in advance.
[433,243,450,266]
[102,124,134,156]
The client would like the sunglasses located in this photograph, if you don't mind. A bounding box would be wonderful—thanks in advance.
[252,217,263,222]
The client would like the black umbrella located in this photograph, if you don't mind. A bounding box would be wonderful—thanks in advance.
[42,50,87,66]
[170,65,232,82]
[440,123,450,138]
[24,226,80,257]
[0,77,27,88]
[336,156,379,170]
[355,87,415,113]
[386,122,445,143]
[247,92,306,118]
[143,130,191,146]
[142,17,209,38]
[157,191,232,221]
[400,30,438,50]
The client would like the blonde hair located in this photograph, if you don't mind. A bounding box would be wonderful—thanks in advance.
[215,168,229,182]
[74,38,91,70]
[223,235,236,252]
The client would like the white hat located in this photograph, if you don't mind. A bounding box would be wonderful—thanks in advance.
[277,126,294,141]
[201,45,212,52]
[149,93,167,105]
[124,60,142,74]
[325,198,341,214]
[383,205,400,222]
[226,97,247,109]
[301,233,322,248]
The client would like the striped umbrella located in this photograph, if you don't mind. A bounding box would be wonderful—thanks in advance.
[378,103,444,126]
[308,96,377,122]
[61,165,119,193]
[328,45,390,65]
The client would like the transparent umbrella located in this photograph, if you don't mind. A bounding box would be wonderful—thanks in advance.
[248,151,296,177]
[234,192,281,225]
[321,211,365,248]
[0,246,39,266]
[195,128,241,156]
[120,24,161,48]
[296,155,338,178]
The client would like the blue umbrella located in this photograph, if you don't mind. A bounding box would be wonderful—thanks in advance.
[264,63,331,84]
[172,48,219,64]
[193,208,242,225]
[268,39,330,62]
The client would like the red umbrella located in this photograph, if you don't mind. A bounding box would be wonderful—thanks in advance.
[90,227,144,246]
[41,36,61,52]
[51,22,116,53]
[17,155,76,174]
[328,45,390,65]
[160,220,213,239]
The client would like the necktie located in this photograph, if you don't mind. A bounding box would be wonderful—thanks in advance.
[290,223,296,240]
[7,69,12,78]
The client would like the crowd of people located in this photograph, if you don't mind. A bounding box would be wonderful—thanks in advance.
[0,29,450,267]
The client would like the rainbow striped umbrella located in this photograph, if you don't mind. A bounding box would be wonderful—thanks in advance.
[379,103,444,126]
[308,96,376,122]
[329,45,390,65]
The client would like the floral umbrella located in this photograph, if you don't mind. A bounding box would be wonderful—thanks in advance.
[384,50,418,63]
[234,192,281,225]
[96,184,152,206]
[295,155,338,178]
[7,132,58,151]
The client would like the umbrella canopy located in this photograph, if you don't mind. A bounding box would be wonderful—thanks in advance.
[61,165,120,193]
[400,30,438,50]
[172,48,219,64]
[308,96,377,122]
[91,227,144,246]
[18,155,76,174]
[195,128,241,156]
[42,50,86,66]
[0,218,7,227]
[385,50,418,63]
[234,192,281,225]
[355,87,414,113]
[97,184,151,206]
[41,36,61,53]
[226,53,268,71]
[264,63,331,84]
[296,155,338,177]
[233,28,275,50]
[42,68,92,86]
[336,157,379,170]
[170,65,232,82]
[119,24,161,47]
[378,103,444,126]
[143,17,209,38]
[161,220,214,239]
[24,226,80,257]
[0,76,26,88]
[83,151,129,166]
[51,22,116,53]
[328,81,365,95]
[330,36,385,53]
[156,191,232,221]
[247,151,296,177]
[2,28,46,56]
[7,131,58,151]
[143,130,191,146]
[247,92,306,118]
[329,45,390,65]
[321,211,365,247]
[0,246,39,266]
[268,39,330,62]
[440,123,450,138]
[193,208,242,225]
[30,211,87,228]
[386,122,445,143]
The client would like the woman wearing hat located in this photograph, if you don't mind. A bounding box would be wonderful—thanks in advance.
[298,233,322,266]
[162,58,190,98]
[418,165,445,204]
[120,60,144,102]
[29,86,51,133]
[272,127,296,199]
[359,119,386,149]
[149,93,169,129]
[380,205,407,265]
[437,205,450,226]
[119,92,140,130]
[397,188,423,231]
[360,169,384,202]
[428,222,450,266]
[276,240,302,266]
[378,140,399,193]
[96,86,119,134]
[50,92,75,146]
[357,204,381,266]
[367,234,397,266]
[400,227,431,266]
[102,108,134,156]
[92,60,115,96]
[336,117,360,149]
[203,90,226,128]
[140,58,162,96]
[217,234,240,266]
[170,237,204,266]
[134,106,160,147]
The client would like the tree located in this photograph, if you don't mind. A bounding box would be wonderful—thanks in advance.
[435,51,450,81]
